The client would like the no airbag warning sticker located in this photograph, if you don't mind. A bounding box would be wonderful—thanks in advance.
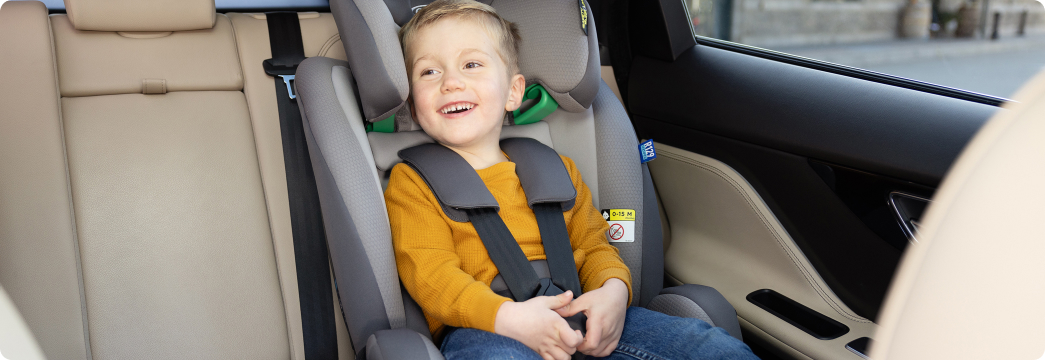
[602,209,635,243]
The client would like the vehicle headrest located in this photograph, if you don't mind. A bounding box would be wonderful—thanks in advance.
[65,0,216,32]
[332,0,600,130]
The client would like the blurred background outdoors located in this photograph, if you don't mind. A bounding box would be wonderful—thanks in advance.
[686,0,1045,98]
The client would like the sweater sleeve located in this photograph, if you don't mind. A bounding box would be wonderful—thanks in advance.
[386,164,511,333]
[561,156,634,306]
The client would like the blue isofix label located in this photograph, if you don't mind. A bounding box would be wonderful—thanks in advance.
[639,140,657,163]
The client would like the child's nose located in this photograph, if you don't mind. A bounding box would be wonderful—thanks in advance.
[441,72,465,93]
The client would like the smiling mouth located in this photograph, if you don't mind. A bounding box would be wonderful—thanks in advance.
[440,102,476,114]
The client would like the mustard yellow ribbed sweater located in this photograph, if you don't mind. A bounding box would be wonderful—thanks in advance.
[385,155,632,337]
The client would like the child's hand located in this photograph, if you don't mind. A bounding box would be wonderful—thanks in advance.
[554,278,629,357]
[494,290,584,360]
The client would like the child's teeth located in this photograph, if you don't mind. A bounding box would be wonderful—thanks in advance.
[441,103,474,114]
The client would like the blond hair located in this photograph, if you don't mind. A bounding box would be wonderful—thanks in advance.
[398,0,522,76]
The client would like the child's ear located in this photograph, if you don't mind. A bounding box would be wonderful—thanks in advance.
[504,74,526,112]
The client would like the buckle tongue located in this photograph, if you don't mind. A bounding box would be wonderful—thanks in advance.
[279,75,296,100]
[263,58,299,100]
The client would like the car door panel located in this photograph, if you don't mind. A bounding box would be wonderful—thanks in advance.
[651,143,876,360]
[644,121,907,320]
[627,37,999,359]
[631,42,997,319]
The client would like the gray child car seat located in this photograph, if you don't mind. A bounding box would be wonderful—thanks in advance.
[293,0,743,357]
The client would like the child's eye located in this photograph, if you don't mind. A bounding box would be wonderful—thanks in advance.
[420,69,437,76]
[465,62,482,69]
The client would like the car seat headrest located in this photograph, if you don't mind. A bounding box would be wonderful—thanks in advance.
[333,0,601,131]
[64,0,217,32]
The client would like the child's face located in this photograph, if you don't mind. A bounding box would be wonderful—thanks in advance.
[406,17,525,150]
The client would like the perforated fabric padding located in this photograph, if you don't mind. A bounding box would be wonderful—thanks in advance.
[491,0,600,112]
[591,80,644,302]
[646,294,715,327]
[331,0,410,123]
[296,58,406,335]
[381,0,496,27]
[354,0,410,99]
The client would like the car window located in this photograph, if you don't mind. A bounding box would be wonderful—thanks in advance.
[683,0,1045,99]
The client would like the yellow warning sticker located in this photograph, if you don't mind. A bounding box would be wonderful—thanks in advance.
[601,209,636,243]
[602,209,635,221]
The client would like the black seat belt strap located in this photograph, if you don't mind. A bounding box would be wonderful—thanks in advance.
[401,141,588,335]
[532,203,582,295]
[264,12,338,360]
[467,206,587,338]
[465,207,542,302]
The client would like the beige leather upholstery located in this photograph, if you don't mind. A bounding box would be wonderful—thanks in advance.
[0,2,91,359]
[0,1,356,358]
[51,15,243,97]
[65,0,216,32]
[871,71,1045,359]
[228,12,352,360]
[648,143,876,360]
[0,284,46,360]
[62,92,291,359]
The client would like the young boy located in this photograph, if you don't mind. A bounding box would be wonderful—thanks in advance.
[385,1,759,359]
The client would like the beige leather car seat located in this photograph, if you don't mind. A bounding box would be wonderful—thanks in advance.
[870,70,1045,359]
[0,0,354,358]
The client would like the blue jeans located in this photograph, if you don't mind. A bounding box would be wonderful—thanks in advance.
[441,307,759,360]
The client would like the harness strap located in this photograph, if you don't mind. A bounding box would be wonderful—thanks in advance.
[532,203,582,295]
[400,139,582,299]
[465,207,542,302]
[264,12,338,360]
[400,139,588,335]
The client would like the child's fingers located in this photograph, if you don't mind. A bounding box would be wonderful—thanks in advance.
[540,290,573,310]
[554,293,588,317]
[555,318,583,348]
[579,316,602,353]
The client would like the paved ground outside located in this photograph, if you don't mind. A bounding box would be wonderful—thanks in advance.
[773,34,1045,99]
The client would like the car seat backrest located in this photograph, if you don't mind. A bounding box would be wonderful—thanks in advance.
[50,2,292,358]
[295,5,663,350]
[344,0,656,303]
[0,3,87,359]
[0,0,354,358]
